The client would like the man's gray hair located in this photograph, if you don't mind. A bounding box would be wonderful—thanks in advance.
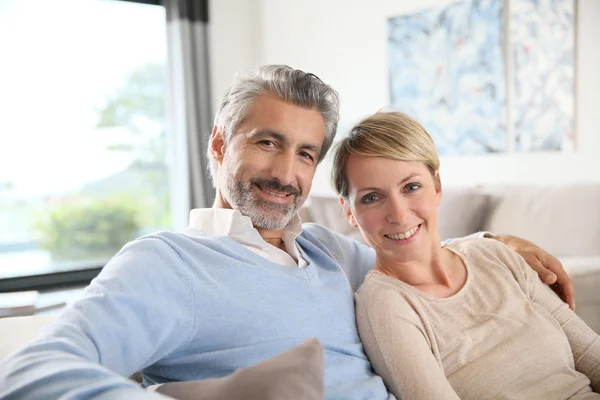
[208,65,340,186]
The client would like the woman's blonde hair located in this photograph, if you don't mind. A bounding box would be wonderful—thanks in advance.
[332,111,440,198]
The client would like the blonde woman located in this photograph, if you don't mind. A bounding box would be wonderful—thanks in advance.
[332,111,600,399]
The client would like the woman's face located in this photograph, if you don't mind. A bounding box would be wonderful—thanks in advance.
[341,155,441,265]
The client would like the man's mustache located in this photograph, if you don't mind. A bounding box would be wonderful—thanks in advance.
[250,178,301,197]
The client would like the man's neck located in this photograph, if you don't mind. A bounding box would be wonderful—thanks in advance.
[256,226,286,252]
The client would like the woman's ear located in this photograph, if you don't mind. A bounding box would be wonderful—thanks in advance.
[210,127,226,165]
[339,197,358,227]
[434,170,442,206]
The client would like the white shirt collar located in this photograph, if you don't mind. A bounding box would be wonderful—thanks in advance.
[188,208,305,265]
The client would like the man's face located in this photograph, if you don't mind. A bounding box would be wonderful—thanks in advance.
[212,95,327,230]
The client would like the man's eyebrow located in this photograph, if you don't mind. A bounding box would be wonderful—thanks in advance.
[356,173,421,193]
[250,129,321,154]
[250,129,289,145]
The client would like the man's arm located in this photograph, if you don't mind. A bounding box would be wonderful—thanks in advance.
[0,236,194,399]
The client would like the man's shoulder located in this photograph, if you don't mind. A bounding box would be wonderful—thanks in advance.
[301,222,338,240]
[134,229,232,249]
[111,230,237,270]
[299,223,362,253]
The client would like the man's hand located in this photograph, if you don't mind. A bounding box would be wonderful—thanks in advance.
[494,235,575,310]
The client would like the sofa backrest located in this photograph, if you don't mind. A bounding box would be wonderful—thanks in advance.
[482,184,600,257]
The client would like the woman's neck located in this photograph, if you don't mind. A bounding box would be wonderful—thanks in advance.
[374,247,467,298]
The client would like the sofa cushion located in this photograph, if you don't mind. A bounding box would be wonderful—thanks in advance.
[0,315,56,361]
[482,185,600,257]
[153,337,324,400]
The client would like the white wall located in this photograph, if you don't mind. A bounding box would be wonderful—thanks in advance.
[208,0,261,109]
[252,0,600,196]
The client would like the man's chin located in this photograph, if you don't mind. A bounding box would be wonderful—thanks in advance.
[248,209,295,230]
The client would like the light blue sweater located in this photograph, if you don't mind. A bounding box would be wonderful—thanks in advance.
[0,224,393,399]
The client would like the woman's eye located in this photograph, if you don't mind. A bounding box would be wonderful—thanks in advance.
[361,194,378,204]
[406,183,421,192]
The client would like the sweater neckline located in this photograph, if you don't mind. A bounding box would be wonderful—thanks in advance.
[367,244,473,302]
[218,234,320,281]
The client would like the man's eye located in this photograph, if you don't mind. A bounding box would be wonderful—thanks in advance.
[259,140,276,148]
[299,152,314,161]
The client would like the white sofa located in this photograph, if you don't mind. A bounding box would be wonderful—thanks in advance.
[299,184,600,333]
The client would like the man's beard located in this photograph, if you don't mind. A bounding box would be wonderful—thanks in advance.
[222,174,305,230]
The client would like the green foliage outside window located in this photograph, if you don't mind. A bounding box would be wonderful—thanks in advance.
[35,198,140,262]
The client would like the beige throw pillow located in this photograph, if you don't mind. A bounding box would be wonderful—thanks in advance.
[152,338,324,400]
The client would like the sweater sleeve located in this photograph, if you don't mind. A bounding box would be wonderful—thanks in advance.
[355,279,461,400]
[528,270,600,391]
[302,223,376,291]
[500,244,600,392]
[0,236,195,400]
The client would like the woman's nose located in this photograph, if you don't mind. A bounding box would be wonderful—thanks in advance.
[386,198,412,225]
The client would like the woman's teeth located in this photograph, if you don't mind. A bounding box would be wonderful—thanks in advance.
[385,225,419,240]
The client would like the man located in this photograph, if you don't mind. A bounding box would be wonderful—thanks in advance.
[0,65,573,399]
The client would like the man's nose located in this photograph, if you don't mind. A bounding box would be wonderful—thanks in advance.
[270,151,296,185]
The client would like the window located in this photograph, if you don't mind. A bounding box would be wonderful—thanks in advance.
[0,0,175,286]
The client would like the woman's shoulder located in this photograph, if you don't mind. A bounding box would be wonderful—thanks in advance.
[446,238,530,288]
[446,237,519,264]
[355,271,424,325]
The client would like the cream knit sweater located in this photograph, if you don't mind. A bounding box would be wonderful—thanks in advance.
[356,238,600,399]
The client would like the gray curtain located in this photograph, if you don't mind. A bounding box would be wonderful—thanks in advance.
[164,0,215,212]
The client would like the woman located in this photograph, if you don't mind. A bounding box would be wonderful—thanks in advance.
[332,111,600,399]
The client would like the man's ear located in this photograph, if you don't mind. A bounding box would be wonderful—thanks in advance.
[434,170,442,207]
[339,197,358,227]
[210,127,226,165]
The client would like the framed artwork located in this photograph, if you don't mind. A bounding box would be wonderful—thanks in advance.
[388,0,575,154]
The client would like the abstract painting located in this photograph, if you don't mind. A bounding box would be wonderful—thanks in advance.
[388,0,575,154]
[389,0,506,155]
[511,0,575,151]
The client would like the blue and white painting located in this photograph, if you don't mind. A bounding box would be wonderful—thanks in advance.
[511,0,575,152]
[389,0,576,154]
[388,0,507,155]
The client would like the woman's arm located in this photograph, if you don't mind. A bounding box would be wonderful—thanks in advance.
[494,235,575,309]
[503,246,600,392]
[529,273,600,391]
[355,282,461,400]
